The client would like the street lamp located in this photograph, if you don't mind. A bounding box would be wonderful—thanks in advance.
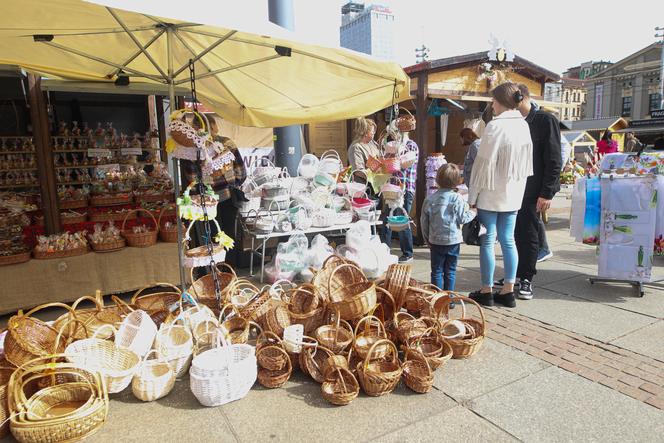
[415,45,430,64]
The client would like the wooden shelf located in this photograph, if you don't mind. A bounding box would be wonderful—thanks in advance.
[0,168,37,172]
[0,183,39,189]
[53,148,161,153]
[54,162,157,170]
[0,151,35,155]
[56,181,92,186]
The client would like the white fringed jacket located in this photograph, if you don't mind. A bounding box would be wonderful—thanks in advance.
[468,110,533,212]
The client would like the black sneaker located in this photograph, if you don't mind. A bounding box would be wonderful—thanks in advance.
[398,255,413,263]
[518,279,533,300]
[493,278,520,289]
[468,290,494,307]
[494,291,517,308]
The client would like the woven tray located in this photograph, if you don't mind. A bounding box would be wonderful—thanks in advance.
[33,245,89,259]
[90,194,133,207]
[89,237,126,253]
[0,251,30,266]
[59,198,88,210]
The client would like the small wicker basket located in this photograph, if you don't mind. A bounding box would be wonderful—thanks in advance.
[121,208,159,247]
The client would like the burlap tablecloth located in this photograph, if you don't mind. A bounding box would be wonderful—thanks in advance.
[0,243,180,315]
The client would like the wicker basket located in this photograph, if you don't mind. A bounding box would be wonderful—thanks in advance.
[0,367,14,438]
[263,303,291,337]
[90,193,132,207]
[89,236,126,253]
[157,205,178,243]
[115,308,158,357]
[257,345,292,389]
[154,321,194,378]
[4,302,75,367]
[356,339,402,397]
[321,367,359,406]
[311,255,363,303]
[353,315,389,360]
[219,304,251,345]
[59,198,88,210]
[438,296,486,359]
[327,263,377,321]
[64,326,141,394]
[59,211,88,225]
[52,293,122,341]
[286,285,326,335]
[188,264,238,315]
[0,251,30,266]
[121,208,158,247]
[396,108,416,132]
[406,329,453,371]
[402,348,433,394]
[315,313,354,354]
[131,282,181,327]
[189,335,256,407]
[299,343,334,384]
[7,357,108,443]
[384,263,413,310]
[132,350,176,402]
[33,245,89,259]
[256,331,289,371]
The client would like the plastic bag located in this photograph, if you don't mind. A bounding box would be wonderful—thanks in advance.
[306,234,334,269]
[273,231,309,273]
[346,220,372,250]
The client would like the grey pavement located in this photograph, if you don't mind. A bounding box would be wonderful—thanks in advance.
[3,192,664,442]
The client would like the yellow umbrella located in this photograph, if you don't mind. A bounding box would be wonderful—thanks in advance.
[0,0,409,127]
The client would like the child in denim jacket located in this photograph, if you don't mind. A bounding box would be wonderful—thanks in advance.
[420,164,476,290]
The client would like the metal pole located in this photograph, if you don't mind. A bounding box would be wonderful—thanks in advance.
[167,26,187,291]
[657,28,664,109]
[268,0,302,176]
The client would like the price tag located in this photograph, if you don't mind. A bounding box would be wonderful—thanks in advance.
[121,147,143,155]
[87,148,112,158]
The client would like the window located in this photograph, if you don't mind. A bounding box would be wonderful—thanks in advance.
[650,93,662,114]
[622,96,632,117]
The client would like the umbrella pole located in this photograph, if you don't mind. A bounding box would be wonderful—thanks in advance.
[167,26,187,292]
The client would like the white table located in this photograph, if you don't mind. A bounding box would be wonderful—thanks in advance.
[245,220,382,282]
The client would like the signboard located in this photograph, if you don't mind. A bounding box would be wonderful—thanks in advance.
[87,148,112,158]
[120,147,143,155]
[307,120,348,164]
[651,109,664,119]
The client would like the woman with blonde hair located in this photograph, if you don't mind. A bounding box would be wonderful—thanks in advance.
[348,117,380,171]
[468,82,533,308]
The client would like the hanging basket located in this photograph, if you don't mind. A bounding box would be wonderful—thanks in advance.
[177,182,219,221]
[182,220,228,268]
[121,208,158,248]
[396,108,416,132]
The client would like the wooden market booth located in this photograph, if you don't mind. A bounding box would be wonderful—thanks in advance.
[402,51,561,241]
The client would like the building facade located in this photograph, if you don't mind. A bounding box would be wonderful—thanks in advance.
[340,2,395,61]
[584,43,663,120]
[544,82,562,103]
[561,78,586,121]
[564,61,614,80]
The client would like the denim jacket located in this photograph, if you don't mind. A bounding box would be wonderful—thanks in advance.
[420,188,476,246]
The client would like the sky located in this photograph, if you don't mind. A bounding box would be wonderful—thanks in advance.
[98,0,664,75]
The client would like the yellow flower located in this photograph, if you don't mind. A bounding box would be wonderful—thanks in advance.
[215,231,235,250]
[165,138,176,153]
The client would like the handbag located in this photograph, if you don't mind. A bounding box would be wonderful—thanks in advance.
[462,218,481,246]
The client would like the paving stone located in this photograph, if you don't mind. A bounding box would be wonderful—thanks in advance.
[470,366,664,441]
[510,287,656,342]
[611,321,664,361]
[433,339,548,402]
[372,405,517,443]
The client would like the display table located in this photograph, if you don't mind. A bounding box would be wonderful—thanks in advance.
[247,221,382,282]
[0,243,179,315]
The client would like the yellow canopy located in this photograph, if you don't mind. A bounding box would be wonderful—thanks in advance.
[0,0,409,127]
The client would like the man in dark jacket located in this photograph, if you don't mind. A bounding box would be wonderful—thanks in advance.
[513,84,562,299]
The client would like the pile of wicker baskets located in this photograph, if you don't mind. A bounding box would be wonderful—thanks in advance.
[0,257,488,441]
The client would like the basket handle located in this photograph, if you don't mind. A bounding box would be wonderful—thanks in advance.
[433,294,467,321]
[256,330,283,349]
[219,303,240,323]
[156,204,176,227]
[353,315,386,339]
[53,317,90,352]
[111,295,134,314]
[131,282,181,304]
[216,262,237,278]
[22,302,75,319]
[388,206,408,219]
[446,295,486,337]
[375,286,396,319]
[326,262,367,302]
[319,149,341,162]
[409,326,439,348]
[121,207,159,233]
[362,338,398,371]
[70,295,103,313]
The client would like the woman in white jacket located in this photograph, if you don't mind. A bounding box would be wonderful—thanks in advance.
[468,82,533,308]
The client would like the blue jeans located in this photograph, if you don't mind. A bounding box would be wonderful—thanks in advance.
[430,243,459,291]
[477,209,518,287]
[382,190,414,258]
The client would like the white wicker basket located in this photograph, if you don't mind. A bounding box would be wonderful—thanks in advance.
[189,335,257,407]
[132,349,176,402]
[155,321,194,379]
[115,309,157,358]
